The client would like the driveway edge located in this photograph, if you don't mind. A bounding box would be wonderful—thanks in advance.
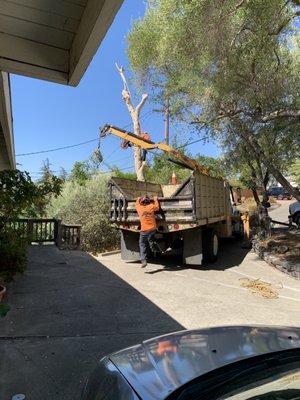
[253,239,300,280]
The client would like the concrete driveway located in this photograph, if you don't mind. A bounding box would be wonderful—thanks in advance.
[0,246,183,400]
[1,203,299,399]
[269,199,293,224]
[96,239,300,329]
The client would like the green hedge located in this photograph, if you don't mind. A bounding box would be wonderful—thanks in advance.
[0,228,28,281]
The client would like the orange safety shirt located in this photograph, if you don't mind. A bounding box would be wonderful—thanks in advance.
[135,197,160,232]
[142,132,150,141]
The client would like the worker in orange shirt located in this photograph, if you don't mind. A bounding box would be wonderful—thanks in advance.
[135,195,160,267]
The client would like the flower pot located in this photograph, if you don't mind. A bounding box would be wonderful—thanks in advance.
[0,285,6,302]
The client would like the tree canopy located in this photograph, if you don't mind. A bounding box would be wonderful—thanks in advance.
[128,0,300,199]
[0,169,62,221]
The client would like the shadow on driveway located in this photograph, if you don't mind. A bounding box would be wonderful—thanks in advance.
[144,238,250,275]
[0,245,184,400]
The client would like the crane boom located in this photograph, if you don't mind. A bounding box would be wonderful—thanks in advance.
[100,124,210,176]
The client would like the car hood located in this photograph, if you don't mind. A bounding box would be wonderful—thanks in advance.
[109,326,300,400]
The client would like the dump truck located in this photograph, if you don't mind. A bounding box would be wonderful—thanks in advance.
[101,124,243,265]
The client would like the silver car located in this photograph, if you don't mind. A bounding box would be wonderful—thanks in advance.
[81,326,300,399]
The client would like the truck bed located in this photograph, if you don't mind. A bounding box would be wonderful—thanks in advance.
[109,174,231,233]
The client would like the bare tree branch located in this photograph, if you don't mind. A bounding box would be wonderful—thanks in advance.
[115,63,129,93]
[260,109,300,122]
[136,94,149,115]
[193,108,300,125]
[115,63,135,114]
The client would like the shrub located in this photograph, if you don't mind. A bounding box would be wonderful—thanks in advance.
[0,169,62,220]
[0,228,28,281]
[47,173,119,253]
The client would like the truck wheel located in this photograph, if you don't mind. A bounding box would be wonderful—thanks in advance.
[203,229,219,263]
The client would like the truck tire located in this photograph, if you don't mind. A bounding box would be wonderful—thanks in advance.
[203,229,219,263]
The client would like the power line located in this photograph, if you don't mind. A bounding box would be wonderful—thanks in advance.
[178,136,206,149]
[26,134,205,172]
[16,110,154,157]
[16,138,98,157]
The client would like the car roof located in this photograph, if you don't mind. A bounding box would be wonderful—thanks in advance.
[109,326,300,400]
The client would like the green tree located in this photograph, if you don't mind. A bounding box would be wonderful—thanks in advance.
[58,167,68,182]
[70,161,91,185]
[195,155,223,178]
[0,169,62,222]
[289,159,300,187]
[145,152,191,184]
[128,0,300,200]
[111,167,137,180]
[39,158,54,184]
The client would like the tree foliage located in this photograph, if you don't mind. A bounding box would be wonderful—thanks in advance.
[144,152,223,184]
[47,173,119,253]
[70,161,92,186]
[0,228,28,281]
[128,0,300,199]
[58,167,68,182]
[0,169,62,221]
[39,158,54,184]
[289,158,300,186]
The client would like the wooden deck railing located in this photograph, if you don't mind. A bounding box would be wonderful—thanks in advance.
[59,223,81,250]
[2,219,81,250]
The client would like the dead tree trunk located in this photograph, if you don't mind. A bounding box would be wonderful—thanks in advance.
[116,64,148,181]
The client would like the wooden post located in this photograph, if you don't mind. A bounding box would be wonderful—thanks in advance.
[55,219,62,248]
[76,226,81,250]
[27,219,33,244]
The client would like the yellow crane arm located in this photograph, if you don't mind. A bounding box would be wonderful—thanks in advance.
[100,124,210,176]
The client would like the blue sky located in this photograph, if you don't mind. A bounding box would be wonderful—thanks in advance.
[12,0,220,179]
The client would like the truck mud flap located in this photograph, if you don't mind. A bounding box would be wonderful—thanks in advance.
[121,230,140,261]
[183,227,203,265]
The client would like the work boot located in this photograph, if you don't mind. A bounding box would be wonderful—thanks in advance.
[141,260,147,268]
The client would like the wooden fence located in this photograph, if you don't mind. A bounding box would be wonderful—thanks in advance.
[3,219,81,250]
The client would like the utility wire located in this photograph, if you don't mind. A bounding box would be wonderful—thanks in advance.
[16,113,203,158]
[178,136,206,149]
[16,138,98,156]
[16,110,153,157]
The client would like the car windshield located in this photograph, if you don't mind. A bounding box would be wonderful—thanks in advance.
[169,350,300,400]
[218,369,300,399]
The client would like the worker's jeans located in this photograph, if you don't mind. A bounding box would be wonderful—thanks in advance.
[139,230,156,261]
[141,149,147,162]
